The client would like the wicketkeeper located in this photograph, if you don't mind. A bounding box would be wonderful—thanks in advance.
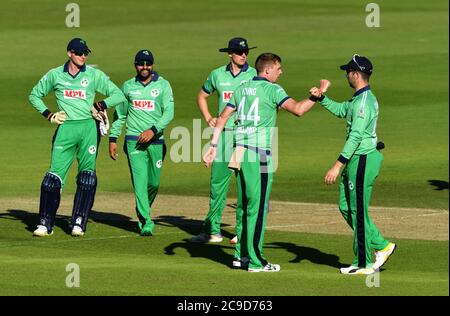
[29,38,126,237]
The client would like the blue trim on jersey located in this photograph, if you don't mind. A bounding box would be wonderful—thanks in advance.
[226,103,236,109]
[135,71,159,87]
[253,76,269,82]
[353,85,371,97]
[63,61,86,79]
[202,86,212,94]
[277,96,291,108]
[125,135,165,144]
[226,63,249,78]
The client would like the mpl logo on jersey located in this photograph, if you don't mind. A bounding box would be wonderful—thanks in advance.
[133,100,155,111]
[222,91,233,103]
[63,90,86,100]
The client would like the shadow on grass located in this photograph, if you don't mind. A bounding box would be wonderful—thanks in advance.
[428,180,449,191]
[265,241,345,269]
[0,209,138,234]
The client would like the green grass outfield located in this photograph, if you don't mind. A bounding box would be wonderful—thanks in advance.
[0,0,448,209]
[0,0,447,297]
[0,216,447,296]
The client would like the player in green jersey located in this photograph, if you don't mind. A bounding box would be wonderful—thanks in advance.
[190,37,257,244]
[204,53,324,272]
[29,38,126,237]
[314,54,396,275]
[109,50,174,236]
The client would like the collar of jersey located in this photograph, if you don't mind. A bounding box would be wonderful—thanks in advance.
[226,63,249,78]
[353,85,371,97]
[135,71,159,87]
[63,61,86,78]
[253,76,269,82]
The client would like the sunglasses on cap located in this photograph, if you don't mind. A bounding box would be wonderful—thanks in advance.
[72,50,89,57]
[231,49,249,56]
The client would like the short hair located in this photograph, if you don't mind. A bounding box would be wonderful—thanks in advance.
[255,53,282,73]
[359,71,371,82]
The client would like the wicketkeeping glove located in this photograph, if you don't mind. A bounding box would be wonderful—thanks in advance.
[48,111,67,125]
[98,111,110,136]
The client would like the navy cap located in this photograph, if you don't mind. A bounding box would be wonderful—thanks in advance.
[340,54,373,75]
[219,37,257,52]
[67,38,91,54]
[135,49,154,65]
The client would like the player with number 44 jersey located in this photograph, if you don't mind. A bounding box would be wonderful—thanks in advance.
[204,53,326,271]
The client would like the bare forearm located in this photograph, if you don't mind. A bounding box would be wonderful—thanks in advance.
[197,92,213,122]
[295,99,316,116]
[211,115,227,145]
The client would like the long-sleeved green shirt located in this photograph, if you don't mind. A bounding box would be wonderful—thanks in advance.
[320,86,379,163]
[109,72,174,142]
[29,61,126,120]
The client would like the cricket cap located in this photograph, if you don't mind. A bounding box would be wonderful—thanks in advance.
[340,54,373,75]
[67,38,91,54]
[219,37,257,53]
[135,49,154,65]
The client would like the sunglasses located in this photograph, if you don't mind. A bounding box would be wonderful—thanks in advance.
[135,61,152,66]
[232,50,249,56]
[72,50,89,57]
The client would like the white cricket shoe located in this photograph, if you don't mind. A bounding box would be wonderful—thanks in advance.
[232,257,249,268]
[189,233,223,243]
[33,225,53,237]
[373,242,397,270]
[71,225,84,237]
[230,236,238,244]
[248,263,281,273]
[340,266,375,275]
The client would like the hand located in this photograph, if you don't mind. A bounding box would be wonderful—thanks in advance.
[203,146,216,167]
[137,129,155,143]
[99,112,109,137]
[49,111,67,125]
[324,162,343,185]
[91,106,106,122]
[309,87,321,98]
[207,117,218,128]
[319,79,331,94]
[109,142,118,160]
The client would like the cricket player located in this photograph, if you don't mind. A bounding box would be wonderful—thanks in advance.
[109,50,174,236]
[315,54,396,275]
[29,38,126,237]
[203,53,323,272]
[190,37,257,243]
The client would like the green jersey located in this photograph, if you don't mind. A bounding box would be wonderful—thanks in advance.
[29,62,125,120]
[202,63,257,128]
[320,86,379,162]
[228,77,290,150]
[109,72,174,141]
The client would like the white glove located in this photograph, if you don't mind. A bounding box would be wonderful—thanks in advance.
[91,106,103,121]
[99,111,109,136]
[49,111,67,125]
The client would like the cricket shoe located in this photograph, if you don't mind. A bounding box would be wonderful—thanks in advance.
[340,266,375,275]
[140,225,153,236]
[248,263,281,273]
[71,225,84,237]
[33,225,53,237]
[230,236,238,244]
[189,233,223,243]
[232,257,249,268]
[373,242,397,270]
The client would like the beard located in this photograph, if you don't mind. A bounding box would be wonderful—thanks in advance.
[138,69,152,80]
